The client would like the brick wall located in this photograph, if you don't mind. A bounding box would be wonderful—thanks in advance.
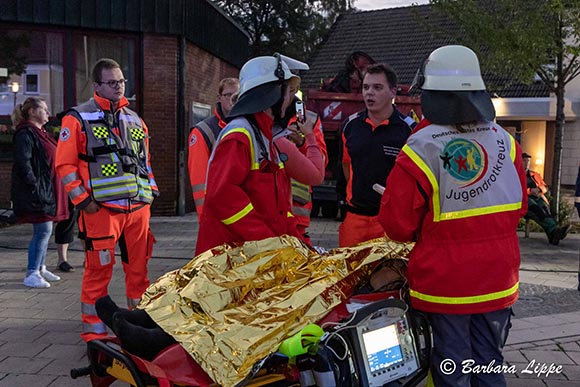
[142,35,179,216]
[143,35,239,215]
[182,44,239,213]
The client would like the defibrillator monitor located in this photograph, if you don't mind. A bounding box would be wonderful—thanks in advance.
[363,323,404,372]
[348,299,420,387]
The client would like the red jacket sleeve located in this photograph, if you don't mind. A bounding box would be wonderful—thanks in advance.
[379,153,429,242]
[55,113,91,209]
[204,134,276,241]
[310,116,328,167]
[276,134,324,185]
[187,127,211,216]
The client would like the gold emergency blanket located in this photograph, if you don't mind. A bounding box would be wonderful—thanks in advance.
[139,235,412,387]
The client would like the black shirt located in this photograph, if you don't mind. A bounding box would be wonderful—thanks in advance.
[340,107,412,214]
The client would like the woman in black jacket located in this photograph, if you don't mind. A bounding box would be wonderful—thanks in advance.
[11,97,69,288]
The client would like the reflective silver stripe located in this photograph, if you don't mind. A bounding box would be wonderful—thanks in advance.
[79,111,105,121]
[83,322,107,334]
[81,302,98,316]
[127,298,141,309]
[69,185,87,199]
[191,184,206,193]
[62,172,80,185]
[194,197,205,207]
[119,113,141,124]
[292,206,311,217]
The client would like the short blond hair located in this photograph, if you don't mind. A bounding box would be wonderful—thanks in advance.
[218,77,239,95]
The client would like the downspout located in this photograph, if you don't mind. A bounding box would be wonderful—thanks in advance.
[176,0,187,216]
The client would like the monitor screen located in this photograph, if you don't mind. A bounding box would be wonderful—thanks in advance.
[362,323,403,372]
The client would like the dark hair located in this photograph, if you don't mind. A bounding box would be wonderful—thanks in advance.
[364,63,398,88]
[92,58,121,83]
[345,51,376,74]
[11,97,45,127]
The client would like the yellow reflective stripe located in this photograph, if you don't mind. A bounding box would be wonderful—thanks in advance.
[440,202,522,220]
[410,282,519,305]
[222,203,254,225]
[509,135,516,162]
[223,128,260,170]
[402,145,442,221]
[287,211,294,217]
[404,141,522,222]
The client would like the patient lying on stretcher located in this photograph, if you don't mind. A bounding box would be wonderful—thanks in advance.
[96,295,177,361]
[94,256,407,362]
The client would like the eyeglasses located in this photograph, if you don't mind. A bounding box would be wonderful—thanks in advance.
[97,79,127,88]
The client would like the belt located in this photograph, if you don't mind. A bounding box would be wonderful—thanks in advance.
[345,204,378,217]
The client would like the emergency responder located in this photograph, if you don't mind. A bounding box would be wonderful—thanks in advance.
[278,56,328,242]
[338,63,415,247]
[56,58,159,342]
[195,55,320,255]
[522,153,570,245]
[188,77,239,216]
[379,45,527,387]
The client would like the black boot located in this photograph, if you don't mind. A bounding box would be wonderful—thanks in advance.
[112,312,177,361]
[95,295,122,330]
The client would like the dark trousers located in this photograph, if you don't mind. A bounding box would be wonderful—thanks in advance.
[526,195,557,236]
[426,308,512,387]
[54,200,79,244]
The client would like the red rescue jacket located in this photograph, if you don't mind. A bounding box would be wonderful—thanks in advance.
[195,112,303,255]
[379,119,528,314]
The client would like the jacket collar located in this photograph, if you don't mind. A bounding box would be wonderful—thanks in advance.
[253,111,274,140]
[215,103,227,129]
[93,92,129,112]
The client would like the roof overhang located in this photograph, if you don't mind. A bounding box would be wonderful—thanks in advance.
[492,97,578,121]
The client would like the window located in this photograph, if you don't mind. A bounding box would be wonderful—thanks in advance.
[190,102,212,128]
[24,72,39,94]
[0,29,64,117]
[73,34,137,110]
[0,29,64,162]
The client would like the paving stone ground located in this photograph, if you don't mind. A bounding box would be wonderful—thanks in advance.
[0,215,578,386]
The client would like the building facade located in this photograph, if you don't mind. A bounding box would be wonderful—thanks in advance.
[0,0,249,215]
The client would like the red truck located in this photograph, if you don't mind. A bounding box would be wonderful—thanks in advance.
[304,88,421,218]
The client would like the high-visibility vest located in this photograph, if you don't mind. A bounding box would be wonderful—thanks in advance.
[72,99,153,204]
[403,123,522,222]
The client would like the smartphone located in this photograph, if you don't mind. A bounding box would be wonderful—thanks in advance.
[295,100,305,123]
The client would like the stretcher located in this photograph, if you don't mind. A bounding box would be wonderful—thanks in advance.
[70,243,430,387]
[70,293,430,387]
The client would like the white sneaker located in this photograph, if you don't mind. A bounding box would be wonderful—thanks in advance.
[23,271,51,288]
[40,265,61,282]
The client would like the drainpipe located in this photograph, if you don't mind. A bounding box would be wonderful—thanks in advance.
[176,0,187,216]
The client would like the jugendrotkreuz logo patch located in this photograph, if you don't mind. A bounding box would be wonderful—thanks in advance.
[440,138,488,187]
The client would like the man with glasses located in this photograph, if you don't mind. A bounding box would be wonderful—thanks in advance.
[187,77,239,216]
[55,58,159,342]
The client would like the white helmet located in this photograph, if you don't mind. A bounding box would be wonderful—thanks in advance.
[417,45,495,124]
[420,45,486,91]
[228,55,301,118]
[238,55,300,97]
